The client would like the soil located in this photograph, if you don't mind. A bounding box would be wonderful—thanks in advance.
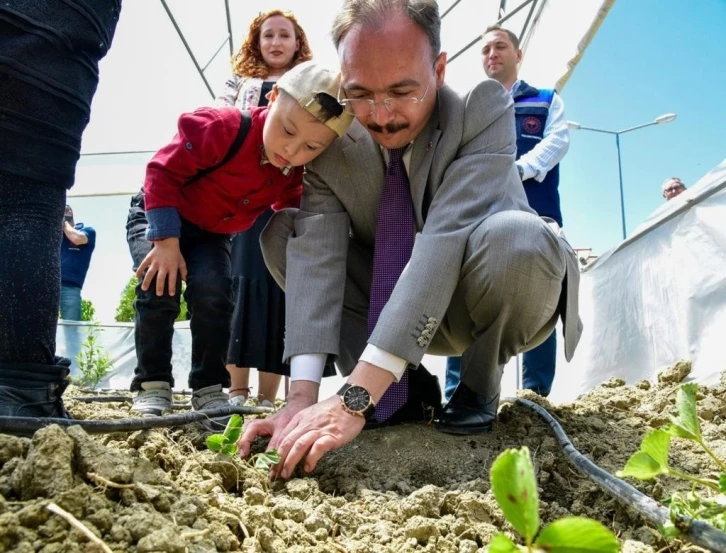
[1,360,725,552]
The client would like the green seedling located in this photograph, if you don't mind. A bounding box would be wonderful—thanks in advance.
[74,321,113,389]
[205,414,280,473]
[488,447,619,553]
[206,414,244,456]
[618,382,726,535]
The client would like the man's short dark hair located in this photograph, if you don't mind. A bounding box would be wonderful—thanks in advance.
[331,0,441,63]
[482,24,520,50]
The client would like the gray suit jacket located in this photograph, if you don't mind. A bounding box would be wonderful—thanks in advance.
[283,79,581,366]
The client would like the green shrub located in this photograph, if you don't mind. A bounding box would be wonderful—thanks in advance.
[115,276,188,322]
[80,298,95,321]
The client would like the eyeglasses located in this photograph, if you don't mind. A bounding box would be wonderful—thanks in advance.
[663,184,685,196]
[337,82,431,117]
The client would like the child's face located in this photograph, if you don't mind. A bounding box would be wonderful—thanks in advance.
[259,15,299,74]
[263,89,338,168]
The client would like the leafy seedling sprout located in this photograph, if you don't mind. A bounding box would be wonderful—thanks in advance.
[488,447,619,553]
[205,414,280,473]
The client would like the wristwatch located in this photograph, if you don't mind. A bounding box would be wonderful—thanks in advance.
[337,384,376,421]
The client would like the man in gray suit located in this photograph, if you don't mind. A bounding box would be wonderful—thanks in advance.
[239,0,581,479]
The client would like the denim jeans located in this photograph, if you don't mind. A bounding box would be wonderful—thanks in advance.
[521,330,557,397]
[445,330,557,399]
[126,192,233,391]
[60,285,82,321]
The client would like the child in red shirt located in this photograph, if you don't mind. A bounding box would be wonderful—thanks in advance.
[125,62,352,422]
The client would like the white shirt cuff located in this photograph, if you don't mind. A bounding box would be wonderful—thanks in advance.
[360,345,408,381]
[290,353,327,383]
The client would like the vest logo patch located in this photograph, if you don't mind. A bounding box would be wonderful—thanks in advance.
[522,116,542,135]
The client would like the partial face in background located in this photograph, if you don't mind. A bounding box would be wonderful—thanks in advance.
[337,13,445,150]
[263,89,338,168]
[259,15,299,74]
[662,178,686,200]
[64,205,74,225]
[481,30,521,83]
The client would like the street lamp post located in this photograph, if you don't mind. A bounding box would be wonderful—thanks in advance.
[567,113,677,240]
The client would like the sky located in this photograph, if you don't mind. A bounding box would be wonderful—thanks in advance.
[68,0,726,322]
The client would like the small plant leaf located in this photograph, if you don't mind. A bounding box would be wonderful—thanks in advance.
[665,382,701,442]
[254,450,281,471]
[534,517,619,553]
[490,447,540,543]
[487,533,519,553]
[206,434,225,452]
[719,473,726,493]
[221,443,238,456]
[222,414,244,444]
[617,429,671,480]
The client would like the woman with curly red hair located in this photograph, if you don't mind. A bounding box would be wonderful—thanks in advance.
[217,10,314,408]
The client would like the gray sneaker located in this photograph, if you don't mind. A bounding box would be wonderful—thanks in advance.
[132,381,172,416]
[192,384,231,431]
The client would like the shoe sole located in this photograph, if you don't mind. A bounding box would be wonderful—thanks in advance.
[435,420,494,435]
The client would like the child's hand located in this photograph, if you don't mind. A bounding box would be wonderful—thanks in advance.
[135,238,188,296]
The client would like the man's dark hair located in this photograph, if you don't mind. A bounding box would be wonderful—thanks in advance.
[331,0,441,62]
[482,24,520,50]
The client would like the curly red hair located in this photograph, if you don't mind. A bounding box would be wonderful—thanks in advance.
[232,10,313,79]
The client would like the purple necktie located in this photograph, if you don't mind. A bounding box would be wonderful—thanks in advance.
[368,147,415,422]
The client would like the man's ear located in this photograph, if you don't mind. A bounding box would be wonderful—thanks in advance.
[516,48,523,64]
[434,52,447,88]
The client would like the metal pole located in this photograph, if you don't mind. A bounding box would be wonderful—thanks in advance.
[615,133,627,240]
[224,0,234,57]
[159,0,215,99]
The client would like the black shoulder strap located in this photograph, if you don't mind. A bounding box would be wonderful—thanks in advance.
[184,110,252,187]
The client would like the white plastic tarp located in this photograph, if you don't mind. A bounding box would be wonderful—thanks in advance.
[550,159,726,402]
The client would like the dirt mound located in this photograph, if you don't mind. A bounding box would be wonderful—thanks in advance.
[1,360,724,552]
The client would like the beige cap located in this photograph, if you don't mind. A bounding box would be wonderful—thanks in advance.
[277,61,354,137]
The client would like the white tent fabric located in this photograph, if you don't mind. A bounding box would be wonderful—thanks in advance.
[70,0,614,198]
[551,159,726,401]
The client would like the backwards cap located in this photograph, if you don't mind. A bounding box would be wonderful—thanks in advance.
[277,61,354,137]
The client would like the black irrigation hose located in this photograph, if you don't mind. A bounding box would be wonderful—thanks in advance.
[0,406,273,435]
[507,397,726,553]
[71,396,192,410]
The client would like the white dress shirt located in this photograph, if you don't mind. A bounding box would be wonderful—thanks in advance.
[510,80,570,182]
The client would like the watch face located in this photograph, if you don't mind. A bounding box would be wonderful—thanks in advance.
[343,386,371,412]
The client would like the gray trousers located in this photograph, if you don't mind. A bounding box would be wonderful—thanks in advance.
[261,209,568,397]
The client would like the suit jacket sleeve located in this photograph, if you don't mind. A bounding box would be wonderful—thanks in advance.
[369,80,523,364]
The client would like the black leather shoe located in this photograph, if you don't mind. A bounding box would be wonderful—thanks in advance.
[436,382,498,435]
[364,364,443,430]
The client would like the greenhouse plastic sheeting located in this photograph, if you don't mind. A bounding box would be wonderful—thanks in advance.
[549,159,726,402]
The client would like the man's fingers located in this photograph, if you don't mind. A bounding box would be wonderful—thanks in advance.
[141,264,156,292]
[303,435,337,473]
[238,419,274,457]
[156,269,168,296]
[179,260,188,282]
[279,431,317,479]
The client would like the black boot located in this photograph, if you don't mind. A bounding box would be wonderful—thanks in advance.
[0,357,72,418]
[364,364,443,429]
[436,381,498,435]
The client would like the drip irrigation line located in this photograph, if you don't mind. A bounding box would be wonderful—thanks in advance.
[0,406,273,435]
[507,397,726,553]
[71,396,192,410]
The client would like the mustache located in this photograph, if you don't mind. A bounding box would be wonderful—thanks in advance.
[367,121,409,133]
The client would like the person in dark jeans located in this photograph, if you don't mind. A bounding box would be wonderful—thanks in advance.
[0,1,121,419]
[126,193,234,416]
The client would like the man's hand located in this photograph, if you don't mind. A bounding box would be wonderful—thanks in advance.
[269,395,365,479]
[135,238,187,296]
[237,381,319,460]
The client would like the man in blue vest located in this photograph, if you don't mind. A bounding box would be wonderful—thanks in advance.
[445,24,570,399]
[60,205,96,321]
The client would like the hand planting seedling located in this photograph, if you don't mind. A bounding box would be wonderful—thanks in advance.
[488,447,619,553]
[206,414,280,471]
[618,382,726,536]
